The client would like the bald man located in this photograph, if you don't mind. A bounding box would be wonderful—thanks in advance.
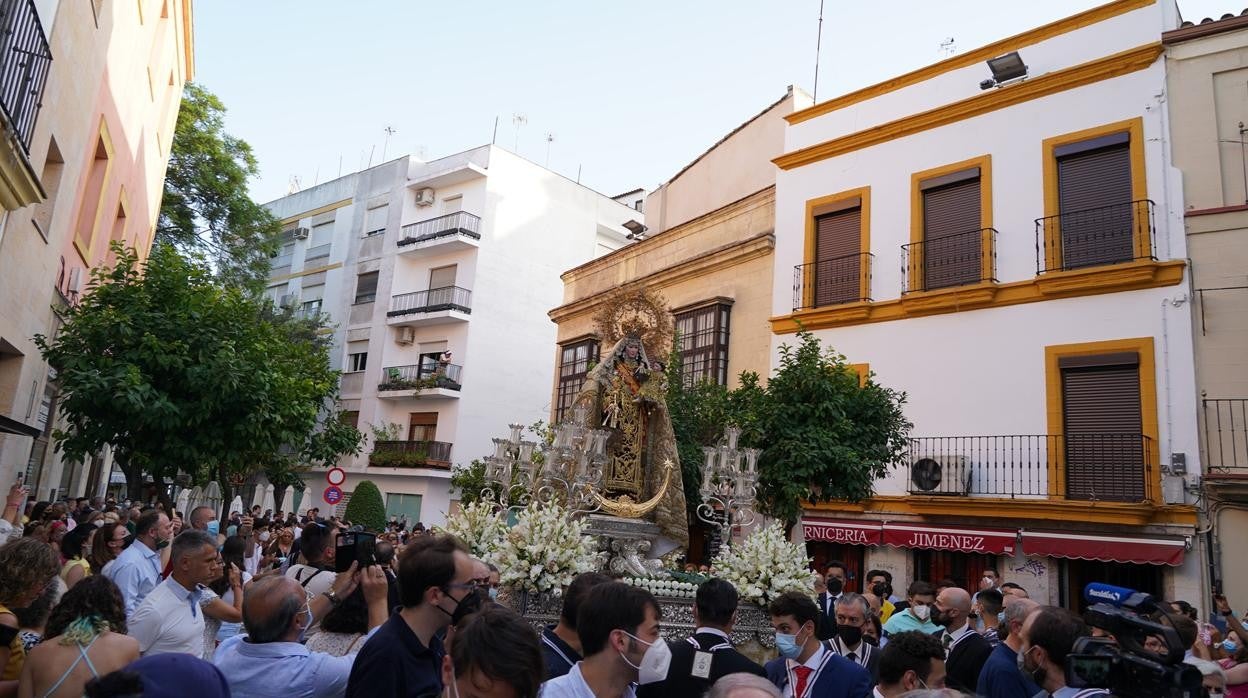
[930,586,992,693]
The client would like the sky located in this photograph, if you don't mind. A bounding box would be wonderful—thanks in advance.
[194,0,1237,204]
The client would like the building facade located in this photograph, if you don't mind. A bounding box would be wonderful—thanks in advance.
[1164,12,1248,606]
[771,0,1204,608]
[0,0,194,498]
[264,146,638,526]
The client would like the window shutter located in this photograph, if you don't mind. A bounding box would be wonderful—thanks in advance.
[1057,143,1133,269]
[921,178,982,289]
[813,208,862,306]
[1062,359,1144,502]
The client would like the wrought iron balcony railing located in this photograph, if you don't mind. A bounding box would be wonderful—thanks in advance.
[902,228,997,293]
[379,363,462,391]
[1035,200,1156,274]
[397,212,481,246]
[369,440,452,469]
[0,0,52,152]
[906,433,1152,503]
[792,253,873,311]
[388,286,472,316]
[1203,399,1248,475]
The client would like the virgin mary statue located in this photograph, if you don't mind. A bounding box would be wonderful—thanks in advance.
[575,289,688,556]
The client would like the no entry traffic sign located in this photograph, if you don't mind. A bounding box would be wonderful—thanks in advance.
[326,467,346,486]
[324,485,343,505]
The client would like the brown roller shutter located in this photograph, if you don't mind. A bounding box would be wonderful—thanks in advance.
[922,179,982,290]
[814,208,861,306]
[1057,143,1133,269]
[1062,359,1144,502]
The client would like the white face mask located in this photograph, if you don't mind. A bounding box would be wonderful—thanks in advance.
[912,604,931,621]
[620,631,672,685]
[259,531,271,542]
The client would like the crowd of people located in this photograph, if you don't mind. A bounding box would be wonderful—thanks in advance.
[0,481,1241,698]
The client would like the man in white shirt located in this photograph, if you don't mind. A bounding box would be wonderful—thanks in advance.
[105,509,173,615]
[129,529,221,657]
[541,582,664,698]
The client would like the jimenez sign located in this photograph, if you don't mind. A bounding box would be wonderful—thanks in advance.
[882,524,1015,555]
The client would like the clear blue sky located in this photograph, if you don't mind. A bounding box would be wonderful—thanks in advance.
[194,1,1233,203]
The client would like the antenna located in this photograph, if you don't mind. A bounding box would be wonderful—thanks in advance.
[288,175,302,195]
[544,132,555,167]
[813,0,825,102]
[512,113,527,152]
[939,37,957,57]
[381,126,396,161]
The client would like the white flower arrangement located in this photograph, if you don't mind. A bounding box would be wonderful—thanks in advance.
[712,521,817,606]
[623,576,698,599]
[439,500,508,563]
[493,502,603,595]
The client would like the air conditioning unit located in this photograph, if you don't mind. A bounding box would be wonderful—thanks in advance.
[291,226,311,239]
[910,454,971,495]
[395,326,415,345]
[414,188,436,207]
[278,293,299,308]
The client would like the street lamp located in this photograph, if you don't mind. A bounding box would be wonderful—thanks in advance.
[696,426,761,534]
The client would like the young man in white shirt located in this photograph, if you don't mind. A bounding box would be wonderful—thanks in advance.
[129,530,220,657]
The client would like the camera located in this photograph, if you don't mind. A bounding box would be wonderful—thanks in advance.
[334,530,377,573]
[1066,583,1202,697]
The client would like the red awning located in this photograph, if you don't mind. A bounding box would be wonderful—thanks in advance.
[1021,530,1187,566]
[882,522,1016,555]
[801,518,883,546]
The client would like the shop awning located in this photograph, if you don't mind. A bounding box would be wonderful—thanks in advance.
[0,415,39,438]
[801,518,883,546]
[1021,530,1187,566]
[882,522,1016,555]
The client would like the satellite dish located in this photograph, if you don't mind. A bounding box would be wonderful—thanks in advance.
[911,458,944,492]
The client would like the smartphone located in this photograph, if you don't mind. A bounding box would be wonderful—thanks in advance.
[14,472,23,486]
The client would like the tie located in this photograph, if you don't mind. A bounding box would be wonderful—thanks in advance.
[942,632,953,653]
[792,665,814,698]
[846,651,857,663]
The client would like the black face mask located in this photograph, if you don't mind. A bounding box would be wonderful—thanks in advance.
[836,624,864,647]
[872,582,891,598]
[862,633,879,647]
[826,577,844,596]
[930,607,952,627]
[439,586,484,625]
[123,534,135,548]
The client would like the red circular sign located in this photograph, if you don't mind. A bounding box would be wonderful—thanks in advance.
[326,468,346,486]
[323,485,343,505]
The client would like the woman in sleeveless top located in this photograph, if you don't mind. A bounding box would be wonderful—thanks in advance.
[17,575,138,698]
[305,586,369,656]
[59,525,95,589]
[0,538,60,690]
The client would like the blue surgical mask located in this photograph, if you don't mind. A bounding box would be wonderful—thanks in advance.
[998,611,1006,624]
[1223,638,1238,653]
[488,587,499,601]
[206,520,219,536]
[775,626,809,659]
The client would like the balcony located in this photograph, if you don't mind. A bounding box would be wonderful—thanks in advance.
[1035,200,1155,275]
[369,440,453,469]
[377,363,462,400]
[902,228,997,293]
[0,0,52,210]
[397,212,481,256]
[386,286,472,327]
[792,253,873,312]
[1203,399,1248,478]
[906,433,1153,503]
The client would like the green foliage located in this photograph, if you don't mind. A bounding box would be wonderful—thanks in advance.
[156,83,283,292]
[343,480,386,531]
[450,459,488,506]
[369,422,404,442]
[756,331,912,525]
[34,243,360,502]
[369,448,433,468]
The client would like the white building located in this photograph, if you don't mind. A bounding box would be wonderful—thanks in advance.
[770,0,1205,608]
[264,146,638,526]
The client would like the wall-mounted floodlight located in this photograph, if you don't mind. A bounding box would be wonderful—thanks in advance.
[981,51,1028,89]
[623,220,648,240]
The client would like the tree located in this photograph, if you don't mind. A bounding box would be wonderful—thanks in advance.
[756,331,912,525]
[343,480,386,531]
[35,243,362,503]
[156,82,283,292]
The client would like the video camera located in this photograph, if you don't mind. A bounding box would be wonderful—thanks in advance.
[1066,582,1203,698]
[334,528,377,573]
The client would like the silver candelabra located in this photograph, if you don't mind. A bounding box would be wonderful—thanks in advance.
[481,406,611,516]
[696,426,761,533]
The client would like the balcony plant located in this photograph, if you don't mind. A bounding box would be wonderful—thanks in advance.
[368,446,432,468]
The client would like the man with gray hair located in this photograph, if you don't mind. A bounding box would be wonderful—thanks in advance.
[975,596,1041,698]
[827,593,880,682]
[707,672,782,698]
[213,562,389,697]
[129,529,221,657]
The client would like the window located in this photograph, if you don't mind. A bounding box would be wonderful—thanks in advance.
[442,196,462,215]
[634,198,644,212]
[308,222,333,259]
[801,188,870,310]
[73,125,114,261]
[408,412,438,442]
[338,410,360,429]
[363,205,388,237]
[555,339,598,423]
[428,265,456,290]
[300,299,322,317]
[909,156,992,292]
[385,493,422,524]
[346,352,368,373]
[674,302,731,387]
[33,137,65,241]
[354,271,379,304]
[1040,118,1147,272]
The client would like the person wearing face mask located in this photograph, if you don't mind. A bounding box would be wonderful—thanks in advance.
[439,605,544,698]
[826,594,879,683]
[128,530,223,657]
[976,597,1041,698]
[636,578,765,698]
[929,586,991,693]
[189,506,222,540]
[763,591,871,698]
[541,581,668,698]
[812,574,841,641]
[212,563,388,697]
[882,581,939,638]
[347,534,483,698]
[104,509,173,615]
[874,630,946,697]
[542,572,612,681]
[974,588,1004,647]
[1016,605,1108,698]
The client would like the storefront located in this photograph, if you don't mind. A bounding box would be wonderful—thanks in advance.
[1019,530,1185,609]
[802,518,880,592]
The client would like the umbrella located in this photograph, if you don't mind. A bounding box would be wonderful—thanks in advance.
[175,488,192,517]
[203,481,223,519]
[184,486,203,516]
[229,496,244,518]
[279,487,296,518]
[261,484,276,517]
[251,480,268,510]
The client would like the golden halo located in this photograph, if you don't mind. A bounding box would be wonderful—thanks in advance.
[593,286,673,357]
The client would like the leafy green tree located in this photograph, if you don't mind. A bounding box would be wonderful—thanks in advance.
[451,460,489,507]
[35,243,362,503]
[757,331,912,525]
[343,480,386,531]
[156,82,282,292]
